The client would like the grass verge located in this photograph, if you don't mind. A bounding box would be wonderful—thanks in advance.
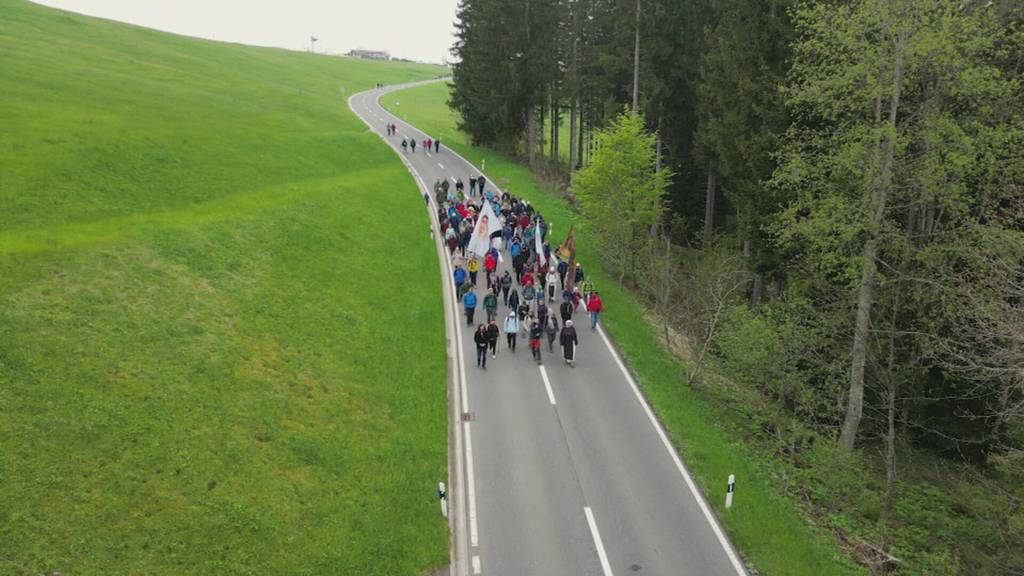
[385,81,864,576]
[1,1,448,574]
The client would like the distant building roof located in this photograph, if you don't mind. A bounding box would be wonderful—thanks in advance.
[347,49,390,60]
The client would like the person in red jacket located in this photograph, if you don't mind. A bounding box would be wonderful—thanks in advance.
[586,290,604,330]
[484,252,497,287]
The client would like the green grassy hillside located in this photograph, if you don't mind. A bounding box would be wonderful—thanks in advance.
[0,2,448,575]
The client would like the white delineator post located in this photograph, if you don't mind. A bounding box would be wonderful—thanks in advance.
[439,482,448,518]
[726,475,735,509]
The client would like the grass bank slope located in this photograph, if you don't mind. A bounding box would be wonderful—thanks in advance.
[0,2,448,575]
[386,82,863,576]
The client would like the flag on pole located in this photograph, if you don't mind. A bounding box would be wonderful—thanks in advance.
[467,200,502,257]
[563,226,577,293]
[535,220,546,269]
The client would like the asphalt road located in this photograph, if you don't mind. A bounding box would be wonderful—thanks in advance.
[350,82,747,576]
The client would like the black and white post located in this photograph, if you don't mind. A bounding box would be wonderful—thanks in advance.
[725,474,735,509]
[438,481,448,518]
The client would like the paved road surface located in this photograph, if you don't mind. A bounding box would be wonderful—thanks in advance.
[350,82,747,576]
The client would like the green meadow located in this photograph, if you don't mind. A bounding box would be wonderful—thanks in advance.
[386,82,863,576]
[0,1,448,575]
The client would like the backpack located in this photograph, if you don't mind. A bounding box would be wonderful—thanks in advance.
[523,285,536,301]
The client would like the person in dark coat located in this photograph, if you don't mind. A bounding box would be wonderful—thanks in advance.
[560,320,578,366]
[474,324,489,369]
[486,320,500,358]
[560,299,574,323]
[507,288,520,314]
[545,314,559,353]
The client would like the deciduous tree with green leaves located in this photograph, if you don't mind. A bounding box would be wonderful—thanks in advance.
[571,109,671,286]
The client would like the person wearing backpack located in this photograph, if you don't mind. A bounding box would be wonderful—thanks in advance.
[545,314,559,353]
[507,287,520,315]
[500,271,513,305]
[484,289,499,323]
[486,320,500,359]
[463,289,478,325]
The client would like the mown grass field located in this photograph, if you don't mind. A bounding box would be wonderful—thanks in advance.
[0,1,449,575]
[386,82,864,576]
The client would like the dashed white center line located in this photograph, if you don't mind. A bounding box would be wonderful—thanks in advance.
[539,365,556,405]
[438,162,445,169]
[472,555,481,574]
[584,507,614,576]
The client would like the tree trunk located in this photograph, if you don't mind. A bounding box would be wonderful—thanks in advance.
[527,105,537,167]
[839,35,906,453]
[632,0,641,112]
[569,99,578,171]
[703,161,716,247]
[751,273,764,306]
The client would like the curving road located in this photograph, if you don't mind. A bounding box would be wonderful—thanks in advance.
[349,82,748,576]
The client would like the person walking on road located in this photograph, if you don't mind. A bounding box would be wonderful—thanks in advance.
[478,175,486,195]
[410,139,417,153]
[434,137,441,153]
[463,289,478,325]
[500,270,513,305]
[546,267,559,302]
[484,252,498,287]
[453,264,467,294]
[586,290,604,330]
[486,320,500,358]
[503,311,519,352]
[484,289,498,323]
[545,314,559,353]
[401,138,408,152]
[560,298,574,324]
[507,287,520,315]
[467,257,479,286]
[529,319,544,363]
[560,319,578,366]
[469,176,477,196]
[474,324,489,369]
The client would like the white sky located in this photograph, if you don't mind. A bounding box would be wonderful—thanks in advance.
[32,0,459,63]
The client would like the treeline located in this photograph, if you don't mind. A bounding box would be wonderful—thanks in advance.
[452,0,1024,572]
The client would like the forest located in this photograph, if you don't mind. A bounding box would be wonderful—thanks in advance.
[450,0,1024,573]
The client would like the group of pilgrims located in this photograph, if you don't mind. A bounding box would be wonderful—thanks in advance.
[431,173,605,370]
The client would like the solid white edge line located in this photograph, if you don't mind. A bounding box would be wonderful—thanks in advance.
[472,555,481,574]
[538,365,557,405]
[595,325,748,576]
[584,507,614,576]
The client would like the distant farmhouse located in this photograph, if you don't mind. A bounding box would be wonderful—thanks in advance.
[347,49,390,61]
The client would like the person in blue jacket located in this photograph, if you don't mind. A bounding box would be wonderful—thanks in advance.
[463,289,478,325]
[503,311,519,352]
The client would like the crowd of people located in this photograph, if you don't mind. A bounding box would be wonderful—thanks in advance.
[383,122,606,371]
[435,174,604,370]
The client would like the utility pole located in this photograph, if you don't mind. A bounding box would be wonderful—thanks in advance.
[632,0,640,112]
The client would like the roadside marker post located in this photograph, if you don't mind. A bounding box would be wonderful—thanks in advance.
[726,475,735,509]
[438,482,448,518]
